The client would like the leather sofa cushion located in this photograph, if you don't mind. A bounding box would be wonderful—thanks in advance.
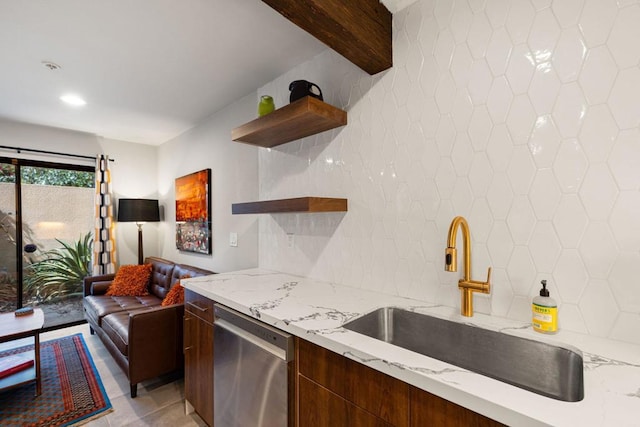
[102,312,131,356]
[148,257,176,299]
[84,295,162,327]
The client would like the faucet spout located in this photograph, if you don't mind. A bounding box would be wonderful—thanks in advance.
[444,216,491,317]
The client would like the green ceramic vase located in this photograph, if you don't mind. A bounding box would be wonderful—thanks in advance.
[258,95,275,117]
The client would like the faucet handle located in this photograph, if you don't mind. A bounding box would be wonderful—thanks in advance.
[485,266,492,284]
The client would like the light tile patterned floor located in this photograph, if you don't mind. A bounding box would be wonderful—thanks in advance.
[1,324,207,427]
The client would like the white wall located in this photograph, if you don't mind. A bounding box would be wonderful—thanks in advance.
[0,118,158,266]
[156,93,259,273]
[257,0,640,345]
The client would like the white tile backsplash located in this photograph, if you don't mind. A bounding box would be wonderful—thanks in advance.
[257,0,640,344]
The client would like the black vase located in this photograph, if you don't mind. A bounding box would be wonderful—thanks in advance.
[289,80,323,103]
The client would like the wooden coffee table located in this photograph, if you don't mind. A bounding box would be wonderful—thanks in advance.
[0,309,45,396]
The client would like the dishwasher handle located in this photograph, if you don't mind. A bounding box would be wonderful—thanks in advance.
[214,304,294,361]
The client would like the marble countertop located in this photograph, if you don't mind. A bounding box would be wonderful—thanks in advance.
[183,268,640,427]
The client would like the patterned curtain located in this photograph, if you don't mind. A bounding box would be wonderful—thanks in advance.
[93,155,116,275]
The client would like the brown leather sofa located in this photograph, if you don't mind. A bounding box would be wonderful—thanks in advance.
[83,256,214,397]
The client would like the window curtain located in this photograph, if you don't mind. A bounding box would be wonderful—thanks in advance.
[93,155,116,275]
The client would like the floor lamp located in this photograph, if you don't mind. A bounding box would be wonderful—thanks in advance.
[117,199,160,265]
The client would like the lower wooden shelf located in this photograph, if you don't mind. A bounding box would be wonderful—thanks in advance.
[232,197,347,214]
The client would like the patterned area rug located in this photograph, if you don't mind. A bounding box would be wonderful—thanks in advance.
[0,333,112,426]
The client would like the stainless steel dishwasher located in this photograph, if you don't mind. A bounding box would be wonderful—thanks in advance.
[213,304,294,427]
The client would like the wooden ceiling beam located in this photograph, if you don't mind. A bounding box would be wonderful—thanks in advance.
[262,0,392,75]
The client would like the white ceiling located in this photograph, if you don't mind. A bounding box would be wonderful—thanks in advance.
[0,0,329,145]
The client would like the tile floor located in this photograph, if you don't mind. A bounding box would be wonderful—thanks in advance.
[1,323,207,427]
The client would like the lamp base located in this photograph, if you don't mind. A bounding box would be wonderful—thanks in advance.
[137,223,144,265]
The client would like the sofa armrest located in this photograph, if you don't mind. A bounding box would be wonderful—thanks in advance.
[83,274,115,296]
[127,304,185,385]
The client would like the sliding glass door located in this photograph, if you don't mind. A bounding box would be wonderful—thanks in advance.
[0,158,94,329]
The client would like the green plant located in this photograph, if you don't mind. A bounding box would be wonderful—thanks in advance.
[24,232,93,303]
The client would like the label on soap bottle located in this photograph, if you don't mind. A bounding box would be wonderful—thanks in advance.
[532,304,558,333]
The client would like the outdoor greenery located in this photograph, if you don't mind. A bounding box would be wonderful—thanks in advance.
[23,232,93,303]
[0,164,94,187]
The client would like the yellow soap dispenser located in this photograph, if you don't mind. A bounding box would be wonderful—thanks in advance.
[532,280,558,334]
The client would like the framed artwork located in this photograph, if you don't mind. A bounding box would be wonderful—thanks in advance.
[175,169,212,254]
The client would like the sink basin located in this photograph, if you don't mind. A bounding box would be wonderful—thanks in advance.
[342,307,584,402]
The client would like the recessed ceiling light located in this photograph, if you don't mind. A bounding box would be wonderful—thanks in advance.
[60,94,87,107]
[42,61,61,71]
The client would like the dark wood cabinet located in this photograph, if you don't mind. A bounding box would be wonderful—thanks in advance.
[296,338,504,427]
[410,386,504,427]
[184,289,214,426]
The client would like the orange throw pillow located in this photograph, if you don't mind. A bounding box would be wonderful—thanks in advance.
[162,276,190,306]
[106,264,152,297]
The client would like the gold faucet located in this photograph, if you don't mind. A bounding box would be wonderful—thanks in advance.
[445,216,491,317]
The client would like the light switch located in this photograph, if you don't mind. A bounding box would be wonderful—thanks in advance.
[229,232,238,247]
[287,233,294,248]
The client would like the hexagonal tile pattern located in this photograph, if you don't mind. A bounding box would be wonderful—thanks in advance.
[528,8,560,56]
[579,222,618,279]
[553,194,588,247]
[579,0,618,47]
[529,221,562,272]
[552,82,587,138]
[579,163,619,221]
[467,12,493,59]
[506,0,536,44]
[553,139,587,193]
[507,196,536,244]
[609,252,640,312]
[608,129,640,190]
[506,44,536,95]
[468,152,493,196]
[610,191,640,251]
[552,0,585,29]
[256,0,640,345]
[528,115,561,168]
[529,169,561,220]
[487,221,514,268]
[608,67,640,130]
[578,46,617,106]
[506,94,537,145]
[507,246,536,295]
[552,27,587,83]
[507,145,537,194]
[579,280,620,337]
[486,28,513,76]
[487,76,513,124]
[468,59,493,104]
[553,249,588,304]
[486,124,514,172]
[528,64,561,115]
[578,104,618,162]
[607,5,640,69]
[468,105,493,151]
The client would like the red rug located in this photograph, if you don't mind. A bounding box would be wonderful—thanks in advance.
[0,333,112,426]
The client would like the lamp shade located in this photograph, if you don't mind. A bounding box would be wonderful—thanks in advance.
[117,199,160,222]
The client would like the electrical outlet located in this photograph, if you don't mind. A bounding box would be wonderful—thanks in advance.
[229,232,238,247]
[286,233,294,248]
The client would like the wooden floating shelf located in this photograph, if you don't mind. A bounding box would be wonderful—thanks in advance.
[262,0,392,75]
[231,97,347,148]
[232,197,348,214]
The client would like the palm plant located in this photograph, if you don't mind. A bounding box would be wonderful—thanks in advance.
[24,232,93,303]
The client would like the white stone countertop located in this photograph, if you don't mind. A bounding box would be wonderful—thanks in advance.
[182,269,640,427]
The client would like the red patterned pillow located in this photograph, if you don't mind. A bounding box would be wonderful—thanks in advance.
[106,264,152,296]
[161,275,190,306]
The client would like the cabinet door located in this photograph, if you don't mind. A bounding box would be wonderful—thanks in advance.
[184,310,214,426]
[297,338,409,426]
[410,386,504,427]
[298,375,391,427]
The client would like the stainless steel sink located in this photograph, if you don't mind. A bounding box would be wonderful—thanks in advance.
[342,307,584,402]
